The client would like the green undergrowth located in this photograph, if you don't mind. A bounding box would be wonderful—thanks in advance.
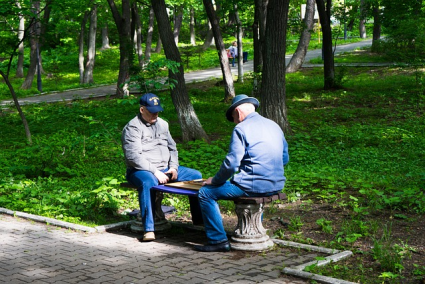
[0,65,423,227]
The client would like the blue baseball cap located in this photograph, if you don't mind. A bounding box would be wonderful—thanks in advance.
[226,94,259,122]
[139,93,164,113]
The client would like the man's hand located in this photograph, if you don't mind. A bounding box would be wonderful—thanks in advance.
[165,168,178,181]
[202,177,213,186]
[154,171,169,184]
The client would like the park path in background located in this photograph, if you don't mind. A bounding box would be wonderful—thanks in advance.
[0,39,374,106]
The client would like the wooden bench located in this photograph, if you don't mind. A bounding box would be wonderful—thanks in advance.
[120,182,286,251]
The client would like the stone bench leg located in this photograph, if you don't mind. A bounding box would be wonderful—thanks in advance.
[131,191,171,233]
[230,203,274,251]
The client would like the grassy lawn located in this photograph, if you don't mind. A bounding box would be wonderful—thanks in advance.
[0,41,424,283]
[309,47,393,64]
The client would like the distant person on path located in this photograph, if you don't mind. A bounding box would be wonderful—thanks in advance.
[122,93,202,241]
[227,41,248,67]
[194,95,289,252]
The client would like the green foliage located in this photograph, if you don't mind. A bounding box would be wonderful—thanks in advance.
[380,0,425,62]
[0,65,423,229]
[130,58,180,93]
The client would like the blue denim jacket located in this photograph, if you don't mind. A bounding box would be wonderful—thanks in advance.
[212,112,289,193]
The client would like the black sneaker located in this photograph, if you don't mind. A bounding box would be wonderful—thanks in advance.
[193,241,231,252]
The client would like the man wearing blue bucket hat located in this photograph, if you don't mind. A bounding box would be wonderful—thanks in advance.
[122,93,202,242]
[194,94,289,252]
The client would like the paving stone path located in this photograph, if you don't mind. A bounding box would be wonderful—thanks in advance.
[0,214,319,284]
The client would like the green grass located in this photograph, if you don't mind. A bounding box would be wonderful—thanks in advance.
[0,65,424,227]
[309,47,393,64]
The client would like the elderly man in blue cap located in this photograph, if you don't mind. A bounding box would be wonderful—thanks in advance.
[122,93,202,241]
[194,94,289,252]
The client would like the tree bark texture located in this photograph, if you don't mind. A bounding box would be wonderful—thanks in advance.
[131,2,143,67]
[107,0,132,96]
[234,4,243,82]
[78,11,90,84]
[372,6,381,41]
[21,0,41,90]
[101,24,111,50]
[203,0,235,102]
[260,0,290,133]
[253,0,268,73]
[173,5,183,45]
[84,5,97,84]
[190,8,196,46]
[16,0,25,78]
[316,0,335,89]
[202,24,214,50]
[286,0,315,73]
[0,70,32,144]
[151,0,209,142]
[155,33,162,53]
[144,6,155,63]
[359,0,367,39]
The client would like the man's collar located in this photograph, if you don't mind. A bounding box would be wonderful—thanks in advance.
[138,113,156,126]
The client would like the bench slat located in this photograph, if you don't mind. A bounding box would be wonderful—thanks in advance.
[120,183,286,204]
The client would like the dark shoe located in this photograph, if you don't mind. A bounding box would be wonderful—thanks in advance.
[194,241,230,252]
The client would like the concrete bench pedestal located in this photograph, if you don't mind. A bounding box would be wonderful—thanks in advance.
[230,193,287,251]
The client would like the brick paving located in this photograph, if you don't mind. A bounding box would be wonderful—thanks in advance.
[0,214,320,284]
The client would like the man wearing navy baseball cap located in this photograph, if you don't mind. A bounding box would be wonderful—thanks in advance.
[194,94,289,252]
[121,93,203,241]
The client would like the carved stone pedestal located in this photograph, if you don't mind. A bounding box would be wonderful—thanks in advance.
[130,191,171,233]
[230,203,274,251]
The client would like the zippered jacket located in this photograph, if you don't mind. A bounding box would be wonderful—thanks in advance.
[122,114,179,173]
[212,112,289,193]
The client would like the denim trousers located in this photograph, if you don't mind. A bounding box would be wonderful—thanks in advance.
[126,166,202,232]
[198,181,249,244]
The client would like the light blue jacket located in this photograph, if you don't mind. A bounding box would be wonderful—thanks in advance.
[212,112,289,193]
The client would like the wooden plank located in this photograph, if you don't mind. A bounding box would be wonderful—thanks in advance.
[164,179,204,190]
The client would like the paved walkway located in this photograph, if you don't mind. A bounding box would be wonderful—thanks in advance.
[0,39,375,106]
[1,214,320,284]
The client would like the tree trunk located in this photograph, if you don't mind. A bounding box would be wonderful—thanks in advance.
[203,0,235,102]
[16,0,25,78]
[234,4,243,83]
[173,5,183,45]
[151,0,209,142]
[316,0,335,89]
[21,0,40,90]
[202,22,214,50]
[84,5,97,84]
[132,2,143,68]
[359,0,367,39]
[286,0,315,73]
[79,11,90,84]
[0,71,32,144]
[144,6,155,63]
[260,0,290,133]
[107,0,132,96]
[155,33,162,53]
[372,6,381,41]
[101,24,111,50]
[190,8,196,46]
[253,0,268,73]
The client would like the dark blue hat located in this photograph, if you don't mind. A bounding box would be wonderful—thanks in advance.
[226,94,259,122]
[139,93,164,113]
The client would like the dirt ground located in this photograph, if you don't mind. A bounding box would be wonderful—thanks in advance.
[168,200,425,283]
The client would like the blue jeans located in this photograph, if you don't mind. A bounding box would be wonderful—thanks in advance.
[126,166,202,232]
[198,181,249,244]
